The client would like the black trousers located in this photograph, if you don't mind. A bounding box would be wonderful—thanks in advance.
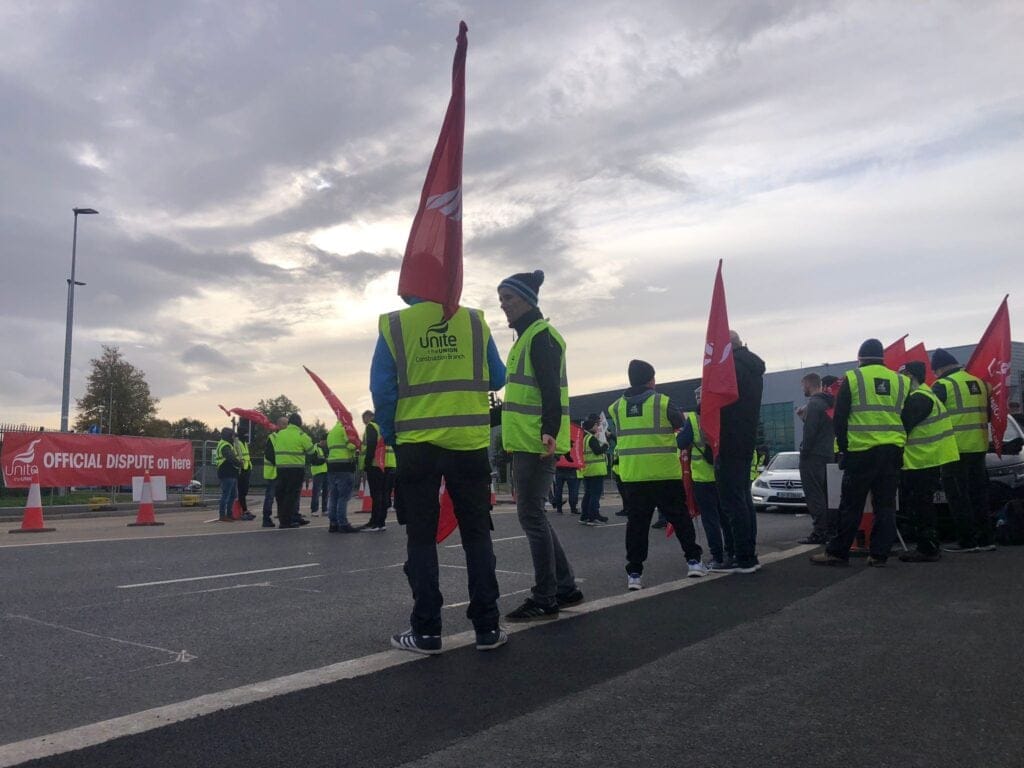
[366,467,388,528]
[827,445,900,560]
[901,467,941,555]
[941,451,992,548]
[237,470,251,512]
[275,467,304,526]
[622,480,702,575]
[395,443,500,635]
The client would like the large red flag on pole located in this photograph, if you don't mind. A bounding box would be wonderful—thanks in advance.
[396,21,467,320]
[225,407,279,433]
[303,366,362,450]
[966,296,1012,456]
[884,335,909,371]
[700,260,738,459]
[904,342,935,385]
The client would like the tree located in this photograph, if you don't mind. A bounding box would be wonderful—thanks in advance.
[141,418,173,438]
[170,418,215,441]
[74,345,158,435]
[255,395,300,424]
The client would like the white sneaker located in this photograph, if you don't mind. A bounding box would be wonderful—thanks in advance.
[687,560,708,578]
[627,573,642,591]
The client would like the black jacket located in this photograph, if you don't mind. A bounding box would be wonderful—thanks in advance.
[719,346,765,459]
[511,308,565,440]
[800,391,835,459]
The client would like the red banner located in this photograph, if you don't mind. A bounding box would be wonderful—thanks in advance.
[2,432,193,488]
[700,260,738,459]
[966,296,1012,456]
[904,343,935,385]
[303,366,362,450]
[884,335,909,371]
[396,21,468,320]
[556,423,586,469]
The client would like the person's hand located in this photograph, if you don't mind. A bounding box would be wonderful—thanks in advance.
[540,434,557,458]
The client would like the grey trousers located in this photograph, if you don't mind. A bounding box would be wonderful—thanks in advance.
[512,452,577,606]
[799,455,832,538]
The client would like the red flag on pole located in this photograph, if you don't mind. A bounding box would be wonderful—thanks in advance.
[226,407,279,432]
[303,366,362,450]
[436,482,458,543]
[904,342,935,385]
[397,21,468,320]
[966,296,1012,456]
[884,335,909,371]
[700,260,738,459]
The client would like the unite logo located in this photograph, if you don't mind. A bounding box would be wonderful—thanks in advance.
[425,186,462,222]
[419,319,459,351]
[6,438,41,479]
[704,341,732,367]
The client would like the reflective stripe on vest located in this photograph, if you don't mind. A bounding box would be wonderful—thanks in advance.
[686,412,716,483]
[263,434,277,480]
[214,440,232,469]
[941,370,989,453]
[501,318,570,454]
[310,445,327,476]
[609,392,681,482]
[381,303,491,450]
[235,440,251,471]
[581,433,607,477]
[326,422,356,462]
[845,365,908,452]
[274,424,314,467]
[903,386,960,470]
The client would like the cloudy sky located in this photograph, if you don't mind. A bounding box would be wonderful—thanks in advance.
[2,0,1021,429]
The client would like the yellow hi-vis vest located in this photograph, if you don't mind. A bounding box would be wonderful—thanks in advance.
[263,434,277,480]
[380,302,492,451]
[310,445,327,476]
[581,432,608,477]
[903,385,960,470]
[686,412,716,483]
[502,318,570,454]
[609,392,681,482]
[845,365,909,452]
[274,424,315,468]
[384,445,397,469]
[938,370,990,454]
[234,439,251,471]
[326,422,357,462]
[214,439,233,468]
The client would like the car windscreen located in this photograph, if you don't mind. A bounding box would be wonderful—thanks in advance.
[767,453,800,470]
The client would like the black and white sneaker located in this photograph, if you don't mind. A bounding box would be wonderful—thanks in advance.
[505,598,559,622]
[556,588,584,607]
[475,629,509,651]
[390,630,442,655]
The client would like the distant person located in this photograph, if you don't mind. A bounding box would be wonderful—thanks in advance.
[931,348,994,553]
[578,414,609,525]
[214,427,241,522]
[499,270,584,620]
[678,386,734,570]
[309,439,329,517]
[811,339,908,566]
[325,417,360,534]
[717,331,766,573]
[796,373,835,544]
[550,429,582,515]
[233,433,255,521]
[609,359,704,590]
[898,361,959,562]
[273,414,319,529]
[361,411,388,532]
[261,417,288,528]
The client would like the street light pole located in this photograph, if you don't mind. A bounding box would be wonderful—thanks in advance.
[60,207,98,433]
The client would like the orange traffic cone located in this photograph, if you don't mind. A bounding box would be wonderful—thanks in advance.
[128,472,165,527]
[231,498,243,520]
[489,477,497,508]
[850,510,873,554]
[9,482,55,533]
[360,476,373,513]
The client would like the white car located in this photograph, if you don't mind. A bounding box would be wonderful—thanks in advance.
[751,451,806,511]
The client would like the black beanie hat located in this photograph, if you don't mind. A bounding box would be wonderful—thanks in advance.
[498,270,544,307]
[288,413,303,427]
[220,427,234,440]
[931,348,958,370]
[628,359,656,387]
[857,338,884,360]
[901,361,926,382]
[582,416,597,431]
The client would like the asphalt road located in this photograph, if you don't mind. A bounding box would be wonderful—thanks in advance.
[3,493,1021,767]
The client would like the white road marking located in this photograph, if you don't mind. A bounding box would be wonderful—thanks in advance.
[0,544,817,767]
[117,563,320,589]
[444,586,533,609]
[0,527,290,549]
[4,614,196,663]
[438,563,533,577]
[444,534,525,548]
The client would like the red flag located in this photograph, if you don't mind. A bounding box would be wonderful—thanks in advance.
[397,21,468,320]
[884,335,909,371]
[904,342,935,385]
[374,440,387,470]
[218,404,232,419]
[556,423,586,469]
[700,260,738,459]
[824,379,842,420]
[303,366,362,450]
[227,408,279,432]
[966,296,1012,456]
[436,481,458,543]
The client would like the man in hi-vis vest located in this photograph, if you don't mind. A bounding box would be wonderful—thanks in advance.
[371,293,508,655]
[499,270,584,621]
[930,348,994,553]
[812,339,909,566]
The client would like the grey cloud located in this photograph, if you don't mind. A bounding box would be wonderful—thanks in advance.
[181,343,235,371]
